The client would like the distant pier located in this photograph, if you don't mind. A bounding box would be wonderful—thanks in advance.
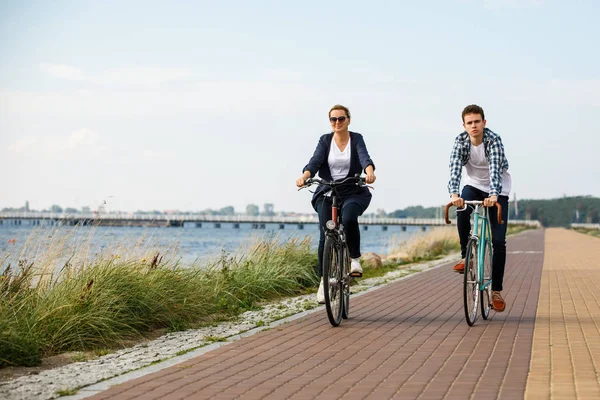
[0,211,541,229]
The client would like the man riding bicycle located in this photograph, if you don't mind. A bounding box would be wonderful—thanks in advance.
[448,104,511,312]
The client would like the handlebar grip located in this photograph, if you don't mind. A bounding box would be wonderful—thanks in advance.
[445,202,453,224]
[496,202,504,225]
[444,201,504,224]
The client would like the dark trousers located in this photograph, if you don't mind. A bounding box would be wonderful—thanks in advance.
[315,197,364,277]
[457,185,509,291]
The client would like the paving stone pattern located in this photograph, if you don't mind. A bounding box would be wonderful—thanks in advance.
[526,228,600,399]
[90,230,545,399]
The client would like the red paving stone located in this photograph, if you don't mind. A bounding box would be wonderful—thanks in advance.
[89,230,545,399]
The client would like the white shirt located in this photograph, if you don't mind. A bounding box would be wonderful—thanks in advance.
[328,136,351,180]
[463,142,512,196]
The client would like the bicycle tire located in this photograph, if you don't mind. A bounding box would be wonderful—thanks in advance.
[341,244,350,319]
[463,238,479,326]
[480,239,493,320]
[323,235,343,326]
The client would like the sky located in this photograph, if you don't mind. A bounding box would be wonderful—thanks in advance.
[1,0,599,215]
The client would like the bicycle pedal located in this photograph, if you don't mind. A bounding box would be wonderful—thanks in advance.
[349,272,362,278]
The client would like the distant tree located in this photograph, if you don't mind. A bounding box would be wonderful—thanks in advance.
[50,204,63,213]
[246,204,259,216]
[387,205,437,219]
[506,196,600,227]
[25,201,30,212]
[263,203,274,216]
[64,207,79,214]
[82,206,91,213]
[587,206,599,223]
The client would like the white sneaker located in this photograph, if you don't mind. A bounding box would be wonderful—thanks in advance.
[350,259,363,277]
[316,278,325,304]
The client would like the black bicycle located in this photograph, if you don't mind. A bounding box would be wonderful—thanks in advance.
[300,175,369,327]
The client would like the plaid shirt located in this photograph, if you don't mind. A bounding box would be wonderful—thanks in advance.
[448,128,509,197]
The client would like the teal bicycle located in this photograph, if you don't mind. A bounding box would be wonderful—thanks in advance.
[445,200,504,326]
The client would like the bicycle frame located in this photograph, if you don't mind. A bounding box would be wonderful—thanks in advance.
[326,190,346,241]
[467,203,492,292]
[445,201,504,290]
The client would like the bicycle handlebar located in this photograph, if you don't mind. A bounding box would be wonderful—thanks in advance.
[444,200,504,225]
[300,175,367,190]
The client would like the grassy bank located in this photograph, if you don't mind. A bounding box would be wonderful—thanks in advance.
[1,231,318,367]
[573,227,600,238]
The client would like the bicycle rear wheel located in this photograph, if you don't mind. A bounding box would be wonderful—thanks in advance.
[480,239,493,319]
[463,238,479,326]
[323,236,343,326]
[341,244,350,319]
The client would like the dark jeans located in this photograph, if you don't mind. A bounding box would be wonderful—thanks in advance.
[315,197,364,277]
[457,185,509,291]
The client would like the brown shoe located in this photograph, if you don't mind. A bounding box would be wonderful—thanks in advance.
[492,291,506,312]
[453,259,465,273]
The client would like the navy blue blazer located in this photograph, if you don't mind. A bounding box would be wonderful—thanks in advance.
[302,131,375,211]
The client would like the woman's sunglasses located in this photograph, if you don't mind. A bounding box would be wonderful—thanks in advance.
[329,116,347,123]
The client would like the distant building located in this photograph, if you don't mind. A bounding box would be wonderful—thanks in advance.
[246,204,259,216]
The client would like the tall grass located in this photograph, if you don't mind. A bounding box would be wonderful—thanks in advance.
[0,226,318,367]
[386,224,537,263]
[387,227,460,263]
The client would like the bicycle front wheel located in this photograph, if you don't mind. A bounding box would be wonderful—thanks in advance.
[323,236,343,327]
[480,239,493,320]
[341,244,351,319]
[463,238,479,326]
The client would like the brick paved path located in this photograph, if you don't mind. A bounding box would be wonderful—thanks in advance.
[87,229,549,399]
[526,228,600,399]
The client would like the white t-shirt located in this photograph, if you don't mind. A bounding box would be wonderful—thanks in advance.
[463,143,512,196]
[328,137,351,180]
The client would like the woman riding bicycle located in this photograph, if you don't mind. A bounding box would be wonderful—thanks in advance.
[295,104,376,304]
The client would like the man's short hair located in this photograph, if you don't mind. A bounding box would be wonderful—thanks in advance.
[462,104,485,122]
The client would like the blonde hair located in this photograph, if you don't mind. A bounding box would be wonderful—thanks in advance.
[329,104,351,120]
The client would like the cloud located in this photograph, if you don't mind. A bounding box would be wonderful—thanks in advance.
[0,80,324,118]
[142,149,177,161]
[98,67,194,85]
[7,138,38,153]
[483,0,544,9]
[39,63,194,86]
[7,129,106,156]
[261,69,304,82]
[39,63,85,81]
[65,128,98,150]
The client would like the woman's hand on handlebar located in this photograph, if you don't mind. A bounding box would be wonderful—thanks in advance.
[365,171,376,184]
[296,171,311,187]
[364,165,376,184]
